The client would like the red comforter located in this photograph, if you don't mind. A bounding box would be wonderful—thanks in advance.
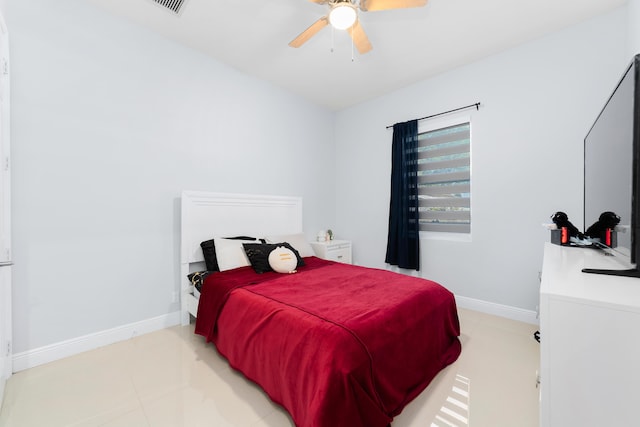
[195,257,461,427]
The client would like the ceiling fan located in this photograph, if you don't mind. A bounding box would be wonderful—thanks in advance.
[289,0,428,55]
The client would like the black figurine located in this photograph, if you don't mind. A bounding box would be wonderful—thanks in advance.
[585,211,620,238]
[551,211,584,239]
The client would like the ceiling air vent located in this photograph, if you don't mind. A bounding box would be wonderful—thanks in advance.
[151,0,188,15]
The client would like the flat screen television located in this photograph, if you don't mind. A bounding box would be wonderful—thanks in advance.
[582,54,640,277]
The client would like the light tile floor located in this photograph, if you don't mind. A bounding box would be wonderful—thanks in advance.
[0,308,540,426]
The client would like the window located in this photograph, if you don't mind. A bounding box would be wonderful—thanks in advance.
[417,119,471,234]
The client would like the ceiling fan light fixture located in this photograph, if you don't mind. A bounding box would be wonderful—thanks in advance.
[329,3,357,30]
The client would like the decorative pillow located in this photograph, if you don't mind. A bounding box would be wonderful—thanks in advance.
[268,247,298,274]
[214,238,258,271]
[200,236,259,271]
[278,242,305,267]
[244,242,305,274]
[264,233,315,258]
[187,271,213,293]
[243,243,277,274]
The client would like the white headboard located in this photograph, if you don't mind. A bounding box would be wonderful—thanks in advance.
[180,191,303,323]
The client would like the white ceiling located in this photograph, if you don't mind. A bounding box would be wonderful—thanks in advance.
[87,0,626,111]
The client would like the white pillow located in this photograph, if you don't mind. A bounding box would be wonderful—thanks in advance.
[264,233,315,257]
[268,247,298,274]
[214,238,255,271]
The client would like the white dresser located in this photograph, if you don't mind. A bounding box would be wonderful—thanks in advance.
[310,240,352,264]
[539,242,640,427]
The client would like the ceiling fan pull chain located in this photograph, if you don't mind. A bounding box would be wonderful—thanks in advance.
[351,25,354,62]
[331,25,335,53]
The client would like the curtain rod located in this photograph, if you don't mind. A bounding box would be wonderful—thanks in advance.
[386,102,481,129]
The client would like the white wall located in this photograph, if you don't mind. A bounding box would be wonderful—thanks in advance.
[5,0,336,354]
[334,7,629,311]
[629,0,640,57]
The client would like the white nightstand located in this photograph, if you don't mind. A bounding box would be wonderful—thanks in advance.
[310,240,352,264]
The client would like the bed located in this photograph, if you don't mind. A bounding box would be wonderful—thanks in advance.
[180,191,461,427]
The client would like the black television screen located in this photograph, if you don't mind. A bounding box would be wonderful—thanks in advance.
[583,54,640,277]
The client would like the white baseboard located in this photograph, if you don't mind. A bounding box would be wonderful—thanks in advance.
[455,295,539,325]
[12,311,182,372]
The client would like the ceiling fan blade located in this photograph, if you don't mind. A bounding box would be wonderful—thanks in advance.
[289,17,329,48]
[347,20,372,54]
[360,0,428,12]
[308,0,329,3]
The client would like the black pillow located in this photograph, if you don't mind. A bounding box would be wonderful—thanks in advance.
[200,236,260,272]
[243,242,305,274]
[243,243,277,274]
[187,271,213,293]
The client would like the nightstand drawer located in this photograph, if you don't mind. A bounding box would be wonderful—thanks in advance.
[325,246,351,263]
[310,240,352,264]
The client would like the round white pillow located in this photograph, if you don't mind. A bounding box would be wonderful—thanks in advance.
[268,247,298,274]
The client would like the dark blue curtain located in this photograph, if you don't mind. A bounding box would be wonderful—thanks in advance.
[385,119,420,271]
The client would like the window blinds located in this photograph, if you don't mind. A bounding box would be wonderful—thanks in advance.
[417,122,471,233]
